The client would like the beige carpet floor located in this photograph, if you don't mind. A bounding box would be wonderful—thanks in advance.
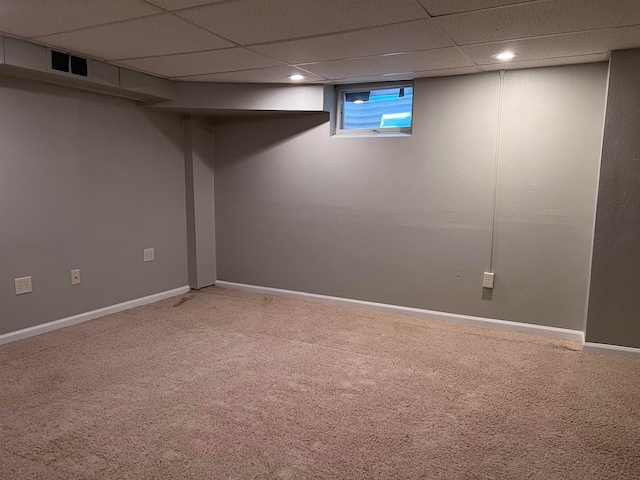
[1,287,639,479]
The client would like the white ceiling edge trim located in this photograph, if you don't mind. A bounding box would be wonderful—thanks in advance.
[147,81,327,113]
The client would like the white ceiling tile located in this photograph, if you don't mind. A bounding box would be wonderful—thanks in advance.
[117,47,285,77]
[436,0,640,45]
[299,48,474,80]
[176,66,326,83]
[480,53,609,71]
[412,66,484,78]
[144,0,226,10]
[0,0,162,38]
[326,74,414,84]
[38,14,234,61]
[0,0,635,83]
[250,19,453,64]
[177,0,429,45]
[462,25,640,65]
[419,0,537,16]
[331,65,482,83]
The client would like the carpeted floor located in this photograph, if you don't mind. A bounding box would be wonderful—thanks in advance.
[1,287,639,479]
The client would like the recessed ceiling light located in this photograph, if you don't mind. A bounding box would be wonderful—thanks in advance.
[353,99,364,104]
[288,74,305,81]
[492,51,517,61]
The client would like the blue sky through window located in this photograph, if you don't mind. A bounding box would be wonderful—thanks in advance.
[343,86,413,130]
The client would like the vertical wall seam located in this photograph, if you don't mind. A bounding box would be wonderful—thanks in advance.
[582,59,612,338]
[488,70,506,272]
[183,116,198,289]
[210,123,217,284]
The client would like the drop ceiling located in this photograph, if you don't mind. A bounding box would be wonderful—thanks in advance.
[1,0,639,84]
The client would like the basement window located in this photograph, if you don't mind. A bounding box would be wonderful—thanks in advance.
[335,82,413,136]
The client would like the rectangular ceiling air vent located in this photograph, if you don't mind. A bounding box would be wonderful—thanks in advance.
[51,50,69,72]
[50,49,89,77]
[70,55,88,76]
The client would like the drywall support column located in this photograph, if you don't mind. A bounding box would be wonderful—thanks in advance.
[585,49,640,349]
[184,116,216,289]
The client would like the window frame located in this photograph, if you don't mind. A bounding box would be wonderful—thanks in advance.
[334,81,414,137]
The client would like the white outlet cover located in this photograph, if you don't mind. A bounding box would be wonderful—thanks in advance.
[483,272,495,289]
[15,276,33,295]
[71,269,81,285]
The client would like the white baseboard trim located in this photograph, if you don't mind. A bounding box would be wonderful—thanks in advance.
[215,281,585,343]
[0,286,190,346]
[582,342,640,359]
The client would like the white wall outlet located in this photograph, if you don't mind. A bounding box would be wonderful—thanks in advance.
[71,269,81,285]
[483,272,495,289]
[144,248,155,262]
[15,276,32,295]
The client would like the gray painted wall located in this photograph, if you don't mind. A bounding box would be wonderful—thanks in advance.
[586,49,640,348]
[214,63,608,330]
[184,117,216,289]
[0,76,188,335]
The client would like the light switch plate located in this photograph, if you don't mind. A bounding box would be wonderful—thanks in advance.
[71,269,81,285]
[144,248,155,262]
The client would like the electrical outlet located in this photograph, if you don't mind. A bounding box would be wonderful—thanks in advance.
[144,248,155,262]
[71,269,81,285]
[483,272,495,289]
[15,276,32,295]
